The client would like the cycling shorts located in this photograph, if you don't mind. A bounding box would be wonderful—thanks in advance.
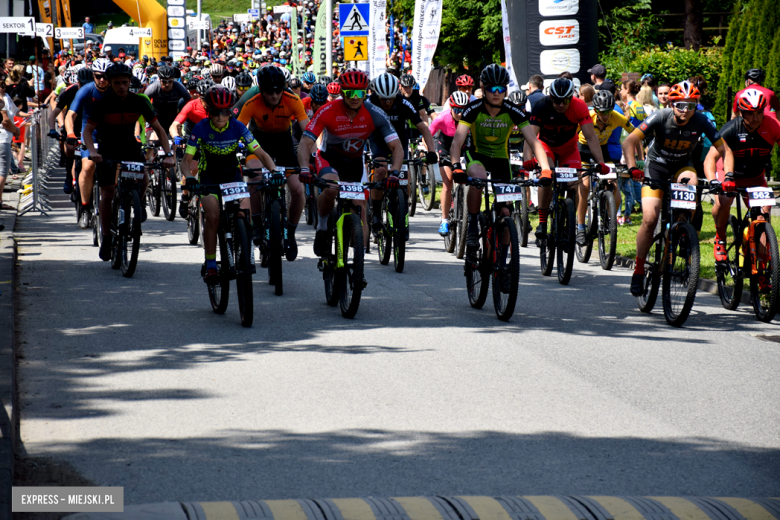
[316,149,366,183]
[578,142,620,165]
[248,131,298,167]
[541,141,581,170]
[368,136,410,163]
[200,169,243,187]
[435,139,453,168]
[465,151,511,182]
[641,160,697,200]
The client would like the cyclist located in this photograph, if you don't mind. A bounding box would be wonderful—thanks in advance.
[289,77,307,99]
[82,63,174,261]
[622,81,726,296]
[704,88,780,262]
[144,65,191,142]
[180,85,276,285]
[732,69,779,120]
[368,72,438,239]
[296,68,404,256]
[327,82,342,102]
[301,71,316,93]
[172,81,213,216]
[238,65,309,260]
[449,64,553,251]
[399,73,433,123]
[66,58,111,229]
[436,75,478,117]
[235,72,253,103]
[221,75,236,93]
[303,83,329,118]
[50,67,92,195]
[429,90,470,235]
[524,77,611,247]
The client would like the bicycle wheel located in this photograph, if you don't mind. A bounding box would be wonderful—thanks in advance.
[444,195,457,253]
[420,164,435,211]
[556,198,576,285]
[576,199,594,264]
[162,166,177,221]
[304,186,317,226]
[324,209,340,306]
[120,190,142,278]
[110,193,122,271]
[598,191,617,270]
[339,213,364,318]
[716,215,742,310]
[466,231,489,309]
[207,229,230,314]
[492,216,520,321]
[393,189,407,273]
[515,194,530,248]
[456,185,469,259]
[187,197,200,245]
[749,221,780,322]
[408,165,417,217]
[234,217,254,327]
[268,199,284,296]
[92,181,102,248]
[662,221,700,327]
[147,171,161,217]
[540,220,555,277]
[638,219,663,313]
[378,196,392,265]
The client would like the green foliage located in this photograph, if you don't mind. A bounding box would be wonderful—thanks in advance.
[597,0,661,73]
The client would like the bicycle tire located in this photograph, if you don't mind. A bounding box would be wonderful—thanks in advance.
[420,163,435,211]
[393,188,407,273]
[444,194,457,253]
[305,186,317,226]
[148,170,161,217]
[110,192,122,270]
[750,221,780,322]
[576,198,594,264]
[662,221,700,327]
[92,181,102,247]
[234,217,254,327]
[408,165,417,217]
[187,197,200,245]
[162,166,177,221]
[515,194,530,248]
[492,216,520,321]
[208,229,230,314]
[466,229,489,309]
[269,199,284,296]
[717,215,742,310]
[120,189,141,278]
[378,196,392,265]
[638,221,662,313]
[324,209,340,307]
[339,212,364,318]
[598,191,617,270]
[556,198,575,285]
[456,185,469,259]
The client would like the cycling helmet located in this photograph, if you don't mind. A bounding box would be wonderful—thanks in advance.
[744,68,766,84]
[132,68,147,85]
[591,90,615,112]
[105,63,133,79]
[736,88,768,112]
[455,74,474,87]
[236,72,253,88]
[91,58,111,73]
[157,66,175,80]
[76,67,94,85]
[449,91,470,108]
[301,71,316,84]
[129,76,143,94]
[549,77,575,99]
[507,90,527,106]
[210,63,225,77]
[205,85,235,110]
[288,77,302,89]
[327,82,342,95]
[196,79,214,96]
[340,69,369,89]
[668,81,701,100]
[62,69,75,85]
[318,75,332,85]
[281,67,292,84]
[399,73,416,88]
[258,65,286,92]
[310,83,328,103]
[480,64,510,86]
[373,72,400,99]
[221,75,236,91]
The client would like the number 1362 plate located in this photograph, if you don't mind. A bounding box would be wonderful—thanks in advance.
[339,182,365,200]
[220,182,249,202]
[747,186,776,207]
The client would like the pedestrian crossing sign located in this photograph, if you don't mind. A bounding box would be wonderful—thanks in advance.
[344,36,368,61]
[339,3,370,36]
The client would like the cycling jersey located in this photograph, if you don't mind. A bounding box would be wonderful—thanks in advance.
[625,100,647,127]
[637,108,723,165]
[405,91,433,115]
[720,115,780,178]
[136,93,151,145]
[732,85,780,119]
[233,85,296,120]
[174,98,208,138]
[185,117,260,184]
[144,81,191,133]
[87,91,157,162]
[459,99,529,159]
[56,84,81,135]
[578,109,634,147]
[367,93,421,151]
[238,90,307,134]
[69,82,108,134]
[529,96,591,150]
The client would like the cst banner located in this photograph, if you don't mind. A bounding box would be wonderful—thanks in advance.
[410,0,443,92]
[506,0,597,86]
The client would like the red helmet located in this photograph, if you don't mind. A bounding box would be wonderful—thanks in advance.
[339,68,368,90]
[327,81,342,95]
[205,85,235,110]
[455,74,474,87]
[736,88,768,112]
[668,81,701,101]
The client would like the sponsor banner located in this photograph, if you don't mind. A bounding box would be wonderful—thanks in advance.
[233,13,251,22]
[313,0,329,76]
[369,0,387,78]
[168,39,186,50]
[410,0,442,92]
[290,7,303,75]
[501,0,520,93]
[539,0,579,16]
[539,19,579,45]
[539,48,580,75]
[168,17,185,28]
[167,5,185,17]
[168,28,186,40]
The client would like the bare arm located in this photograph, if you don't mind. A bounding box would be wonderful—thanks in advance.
[49,106,62,131]
[416,121,436,153]
[520,126,551,171]
[621,130,645,169]
[65,110,77,136]
[296,135,317,169]
[248,142,276,171]
[449,124,470,166]
[388,139,404,172]
[703,144,722,181]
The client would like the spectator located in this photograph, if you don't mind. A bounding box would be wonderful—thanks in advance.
[12,98,29,174]
[0,83,21,210]
[25,56,46,100]
[588,64,606,87]
[82,16,95,35]
[640,73,659,105]
[656,82,671,109]
[637,85,658,116]
[525,74,544,112]
[580,83,595,106]
[3,58,14,75]
[620,79,645,127]
[4,65,34,113]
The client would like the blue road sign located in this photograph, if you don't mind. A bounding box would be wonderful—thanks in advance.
[247,8,260,19]
[339,3,370,36]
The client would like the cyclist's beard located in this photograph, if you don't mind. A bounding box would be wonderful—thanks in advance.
[674,114,687,125]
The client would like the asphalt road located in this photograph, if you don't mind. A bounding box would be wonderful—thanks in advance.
[13,184,780,504]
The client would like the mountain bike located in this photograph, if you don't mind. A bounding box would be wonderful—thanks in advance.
[370,159,414,273]
[409,139,437,214]
[103,160,145,278]
[538,167,577,285]
[575,164,622,270]
[715,185,780,322]
[147,139,177,221]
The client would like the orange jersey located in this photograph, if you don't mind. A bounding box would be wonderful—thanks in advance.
[238,91,308,134]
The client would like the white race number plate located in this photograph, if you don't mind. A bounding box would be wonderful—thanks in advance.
[339,182,365,200]
[494,183,523,202]
[670,183,697,209]
[556,167,577,183]
[747,186,777,207]
[220,182,249,202]
[120,162,145,180]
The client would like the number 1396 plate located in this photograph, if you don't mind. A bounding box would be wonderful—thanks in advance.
[747,186,776,207]
[339,182,365,200]
[220,182,249,202]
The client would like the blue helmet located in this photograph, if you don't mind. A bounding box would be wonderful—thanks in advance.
[302,71,316,84]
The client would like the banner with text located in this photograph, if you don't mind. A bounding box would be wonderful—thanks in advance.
[290,7,303,75]
[410,0,442,92]
[313,0,329,76]
[501,0,520,93]
[369,0,387,79]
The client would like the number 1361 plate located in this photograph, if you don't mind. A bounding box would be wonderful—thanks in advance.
[494,183,522,202]
[220,182,249,202]
[747,186,776,207]
[339,182,365,199]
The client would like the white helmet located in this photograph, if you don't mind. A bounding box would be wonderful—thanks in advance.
[132,68,148,85]
[91,58,111,73]
[281,67,292,84]
[221,75,236,91]
[449,91,470,108]
[373,72,399,99]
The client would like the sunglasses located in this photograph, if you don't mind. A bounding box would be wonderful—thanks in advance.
[485,85,507,94]
[673,101,697,111]
[209,108,231,117]
[162,80,174,85]
[596,109,613,115]
[93,73,107,80]
[451,107,464,115]
[342,89,366,99]
[551,97,570,106]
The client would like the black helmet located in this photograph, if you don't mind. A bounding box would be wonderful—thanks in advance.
[399,73,416,87]
[157,66,175,80]
[507,90,527,106]
[745,68,766,83]
[318,75,332,85]
[549,77,575,100]
[310,83,328,103]
[129,76,143,93]
[480,64,509,86]
[197,79,214,96]
[592,90,615,112]
[236,72,253,88]
[288,77,302,89]
[76,67,94,85]
[105,63,133,79]
[258,65,286,92]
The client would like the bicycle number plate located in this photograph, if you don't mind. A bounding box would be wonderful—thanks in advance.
[509,151,522,166]
[747,186,776,207]
[157,149,165,156]
[398,165,408,186]
[494,183,523,202]
[556,167,577,182]
[220,182,249,202]
[670,183,697,209]
[339,182,365,200]
[120,162,145,180]
[74,148,81,157]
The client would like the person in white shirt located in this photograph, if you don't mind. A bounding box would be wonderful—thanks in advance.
[0,82,21,210]
[25,56,45,98]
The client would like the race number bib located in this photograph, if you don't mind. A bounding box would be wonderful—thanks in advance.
[220,182,249,202]
[509,151,522,166]
[120,162,145,180]
[746,186,776,208]
[494,183,523,202]
[670,183,697,210]
[397,164,408,186]
[556,167,577,183]
[339,182,365,200]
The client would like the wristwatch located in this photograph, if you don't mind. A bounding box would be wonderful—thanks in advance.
[165,152,174,157]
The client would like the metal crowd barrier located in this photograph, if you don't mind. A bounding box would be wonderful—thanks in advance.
[18,107,56,216]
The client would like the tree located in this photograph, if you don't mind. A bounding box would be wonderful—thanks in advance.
[684,0,703,50]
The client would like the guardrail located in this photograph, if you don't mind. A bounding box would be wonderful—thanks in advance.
[18,107,54,216]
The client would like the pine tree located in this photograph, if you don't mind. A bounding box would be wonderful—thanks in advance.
[715,0,744,123]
